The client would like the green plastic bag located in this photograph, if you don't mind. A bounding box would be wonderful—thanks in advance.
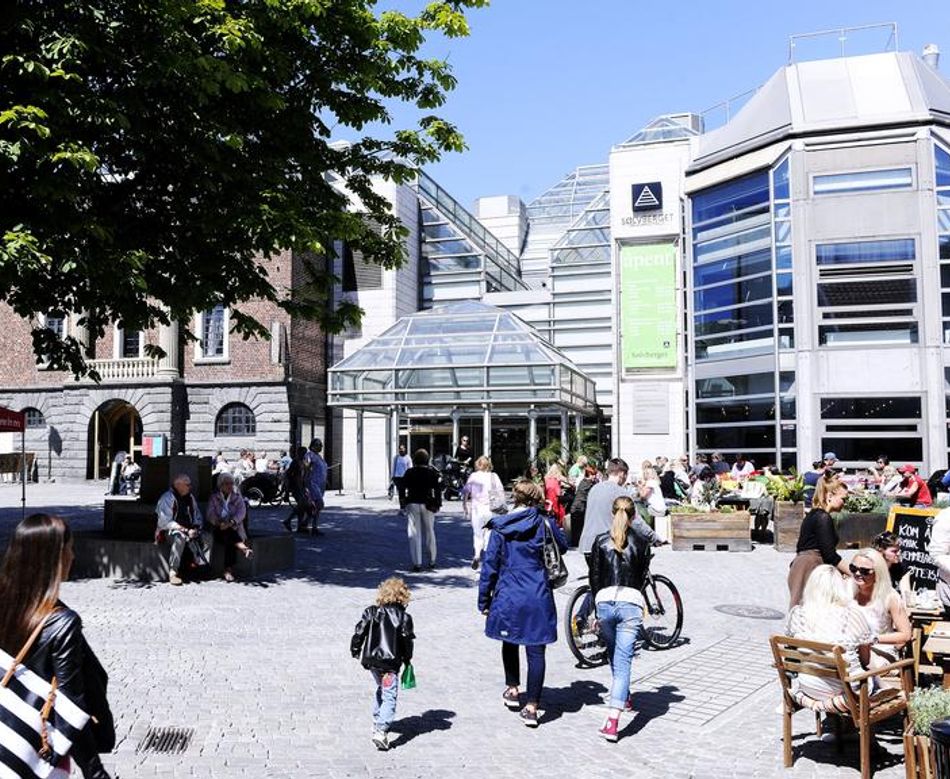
[401,662,416,690]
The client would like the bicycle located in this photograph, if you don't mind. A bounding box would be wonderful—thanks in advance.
[563,546,683,668]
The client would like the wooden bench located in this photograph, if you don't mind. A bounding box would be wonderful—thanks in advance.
[770,634,914,779]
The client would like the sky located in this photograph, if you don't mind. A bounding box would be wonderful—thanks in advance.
[345,0,950,210]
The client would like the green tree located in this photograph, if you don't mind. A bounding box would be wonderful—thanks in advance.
[0,0,486,377]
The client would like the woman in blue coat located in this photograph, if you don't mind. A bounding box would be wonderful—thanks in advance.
[478,479,568,727]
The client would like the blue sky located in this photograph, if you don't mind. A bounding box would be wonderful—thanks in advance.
[356,1,949,209]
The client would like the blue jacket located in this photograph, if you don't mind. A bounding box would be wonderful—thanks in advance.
[477,507,568,646]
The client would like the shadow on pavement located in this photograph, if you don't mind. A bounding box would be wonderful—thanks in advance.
[789,720,904,774]
[623,684,686,736]
[388,708,456,748]
[538,679,608,724]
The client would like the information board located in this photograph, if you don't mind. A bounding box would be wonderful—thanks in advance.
[620,243,677,370]
[886,506,941,588]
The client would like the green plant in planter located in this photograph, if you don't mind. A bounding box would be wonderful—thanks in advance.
[909,687,950,735]
[841,492,891,514]
[934,497,950,510]
[766,470,806,503]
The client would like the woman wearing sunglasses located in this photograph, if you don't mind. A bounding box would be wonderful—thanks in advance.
[851,548,912,671]
[788,472,850,608]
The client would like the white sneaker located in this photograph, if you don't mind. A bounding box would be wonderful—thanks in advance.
[372,731,389,751]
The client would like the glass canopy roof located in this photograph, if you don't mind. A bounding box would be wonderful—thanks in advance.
[329,301,598,414]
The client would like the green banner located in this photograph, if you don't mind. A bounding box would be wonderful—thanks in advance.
[620,243,677,369]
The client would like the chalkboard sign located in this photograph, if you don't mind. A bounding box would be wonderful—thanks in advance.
[886,506,941,588]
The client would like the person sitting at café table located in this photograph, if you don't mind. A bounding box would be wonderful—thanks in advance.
[872,531,913,596]
[894,463,932,507]
[822,451,842,474]
[788,472,851,607]
[206,471,254,582]
[730,453,755,481]
[786,564,873,712]
[928,506,950,611]
[851,548,912,672]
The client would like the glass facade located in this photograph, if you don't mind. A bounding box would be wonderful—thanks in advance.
[551,191,610,266]
[691,158,795,469]
[937,145,950,343]
[820,396,923,464]
[812,167,913,195]
[329,301,597,414]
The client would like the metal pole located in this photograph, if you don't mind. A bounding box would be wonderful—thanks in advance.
[356,410,365,499]
[482,406,491,458]
[560,409,569,462]
[389,406,399,475]
[528,408,538,463]
[93,409,100,481]
[451,408,460,454]
[21,426,26,520]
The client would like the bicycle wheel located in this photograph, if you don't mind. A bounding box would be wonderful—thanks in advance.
[243,487,265,508]
[563,584,608,668]
[641,574,683,650]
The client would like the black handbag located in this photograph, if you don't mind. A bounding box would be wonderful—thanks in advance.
[540,516,568,589]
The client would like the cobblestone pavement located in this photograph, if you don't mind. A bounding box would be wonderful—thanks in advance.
[0,483,908,779]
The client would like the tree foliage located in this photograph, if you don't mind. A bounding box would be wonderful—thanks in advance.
[0,0,486,377]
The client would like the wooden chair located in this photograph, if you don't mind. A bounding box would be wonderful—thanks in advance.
[770,635,914,779]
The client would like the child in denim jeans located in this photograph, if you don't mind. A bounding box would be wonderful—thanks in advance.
[350,577,415,750]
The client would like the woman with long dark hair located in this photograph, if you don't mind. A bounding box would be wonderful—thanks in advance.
[0,514,113,778]
[588,496,663,742]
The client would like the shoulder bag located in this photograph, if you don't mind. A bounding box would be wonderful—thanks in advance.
[489,474,509,515]
[541,516,569,589]
[0,614,91,778]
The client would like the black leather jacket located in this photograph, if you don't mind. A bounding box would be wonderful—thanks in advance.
[350,605,414,673]
[23,606,113,779]
[588,518,660,597]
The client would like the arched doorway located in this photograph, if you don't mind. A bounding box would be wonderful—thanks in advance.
[86,400,143,480]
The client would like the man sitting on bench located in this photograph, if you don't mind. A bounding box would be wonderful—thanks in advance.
[157,473,212,586]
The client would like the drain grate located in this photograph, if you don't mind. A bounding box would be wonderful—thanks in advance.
[136,726,195,755]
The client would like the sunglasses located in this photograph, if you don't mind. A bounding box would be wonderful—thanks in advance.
[848,564,874,577]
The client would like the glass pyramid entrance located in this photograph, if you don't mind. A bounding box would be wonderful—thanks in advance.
[328,301,598,415]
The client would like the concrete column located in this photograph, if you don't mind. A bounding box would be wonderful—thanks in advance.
[560,409,569,461]
[482,406,491,458]
[70,312,90,357]
[528,408,538,462]
[389,407,400,471]
[574,413,583,442]
[451,408,461,454]
[157,316,180,377]
[356,410,365,499]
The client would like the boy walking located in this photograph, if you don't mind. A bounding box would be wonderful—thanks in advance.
[350,577,415,750]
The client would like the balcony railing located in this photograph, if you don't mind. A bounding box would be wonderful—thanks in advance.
[89,358,159,380]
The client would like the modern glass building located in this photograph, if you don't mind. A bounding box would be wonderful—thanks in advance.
[329,44,950,492]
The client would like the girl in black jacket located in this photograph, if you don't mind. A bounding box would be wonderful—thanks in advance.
[589,496,663,743]
[0,514,113,779]
[350,577,415,752]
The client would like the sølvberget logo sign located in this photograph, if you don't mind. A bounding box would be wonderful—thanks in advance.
[622,181,674,227]
[632,182,662,211]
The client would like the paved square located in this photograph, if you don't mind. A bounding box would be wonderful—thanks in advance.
[0,484,908,778]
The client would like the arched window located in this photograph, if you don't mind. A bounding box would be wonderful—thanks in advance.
[215,403,256,437]
[23,408,45,429]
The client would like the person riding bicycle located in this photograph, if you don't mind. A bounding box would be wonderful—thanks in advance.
[588,495,665,742]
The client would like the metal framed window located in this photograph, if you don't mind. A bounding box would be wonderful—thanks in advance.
[195,306,228,362]
[812,167,913,196]
[215,403,256,437]
[23,408,45,429]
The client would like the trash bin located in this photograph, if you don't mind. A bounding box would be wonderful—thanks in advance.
[931,717,950,777]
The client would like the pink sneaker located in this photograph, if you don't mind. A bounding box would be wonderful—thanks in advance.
[598,717,619,742]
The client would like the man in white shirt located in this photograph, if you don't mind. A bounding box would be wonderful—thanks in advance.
[730,453,755,481]
[389,444,412,504]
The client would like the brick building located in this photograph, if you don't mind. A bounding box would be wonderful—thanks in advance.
[0,250,329,482]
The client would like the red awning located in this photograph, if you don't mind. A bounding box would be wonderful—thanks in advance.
[0,406,25,433]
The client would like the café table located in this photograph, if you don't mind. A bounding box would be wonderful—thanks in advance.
[921,621,950,688]
[909,603,949,684]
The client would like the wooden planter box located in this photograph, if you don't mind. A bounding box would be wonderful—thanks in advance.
[904,728,933,779]
[671,510,751,552]
[774,501,805,552]
[833,512,888,549]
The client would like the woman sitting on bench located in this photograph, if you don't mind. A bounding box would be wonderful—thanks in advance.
[207,473,253,583]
